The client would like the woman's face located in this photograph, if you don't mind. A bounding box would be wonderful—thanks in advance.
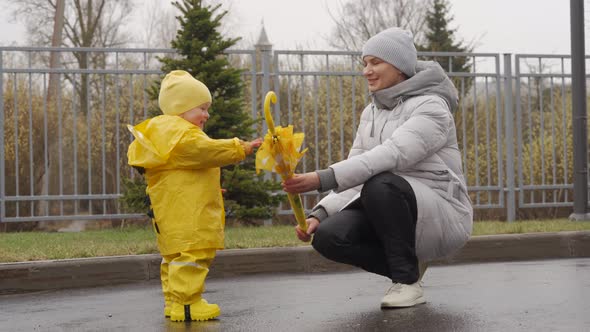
[180,102,211,129]
[362,56,406,92]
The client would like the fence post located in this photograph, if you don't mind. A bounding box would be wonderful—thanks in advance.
[255,25,274,226]
[0,50,4,223]
[249,52,258,134]
[503,54,516,222]
[569,0,590,220]
[255,25,273,135]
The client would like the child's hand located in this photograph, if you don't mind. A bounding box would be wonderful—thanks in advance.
[250,138,263,149]
[242,138,263,155]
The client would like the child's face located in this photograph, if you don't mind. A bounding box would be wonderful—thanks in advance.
[180,102,211,129]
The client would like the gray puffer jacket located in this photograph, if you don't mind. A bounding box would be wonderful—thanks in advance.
[313,61,473,262]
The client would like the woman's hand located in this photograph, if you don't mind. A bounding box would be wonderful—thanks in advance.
[295,217,320,242]
[282,172,320,193]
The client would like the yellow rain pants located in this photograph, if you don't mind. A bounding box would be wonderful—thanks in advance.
[160,249,216,305]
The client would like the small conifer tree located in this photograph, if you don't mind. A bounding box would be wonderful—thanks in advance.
[417,0,471,77]
[123,0,283,223]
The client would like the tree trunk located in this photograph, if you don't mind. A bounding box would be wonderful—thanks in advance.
[36,0,65,222]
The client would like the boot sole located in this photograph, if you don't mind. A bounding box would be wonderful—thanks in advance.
[170,307,220,322]
[381,296,426,308]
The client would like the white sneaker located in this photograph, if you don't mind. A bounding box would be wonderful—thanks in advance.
[380,282,426,308]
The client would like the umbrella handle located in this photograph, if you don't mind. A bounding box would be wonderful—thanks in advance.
[287,193,308,232]
[264,91,277,135]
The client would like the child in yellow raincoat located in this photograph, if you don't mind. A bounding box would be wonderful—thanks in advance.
[127,70,262,322]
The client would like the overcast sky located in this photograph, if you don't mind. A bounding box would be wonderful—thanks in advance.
[0,0,578,55]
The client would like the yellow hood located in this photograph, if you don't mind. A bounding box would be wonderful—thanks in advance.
[127,115,194,168]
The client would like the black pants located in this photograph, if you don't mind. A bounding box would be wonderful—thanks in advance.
[311,172,419,284]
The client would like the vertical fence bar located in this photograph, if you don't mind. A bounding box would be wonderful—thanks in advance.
[527,74,533,204]
[73,74,78,214]
[561,58,568,202]
[515,56,524,209]
[549,77,556,203]
[299,55,306,175]
[143,52,148,119]
[287,75,292,124]
[484,76,491,203]
[271,51,281,219]
[0,50,4,221]
[339,76,344,160]
[460,78,467,177]
[129,73,134,129]
[42,73,48,216]
[351,56,357,138]
[58,72,63,215]
[260,47,270,135]
[101,75,107,213]
[128,74,134,179]
[504,54,515,221]
[87,70,92,214]
[325,55,331,165]
[313,76,319,170]
[115,64,121,213]
[250,52,257,133]
[259,47,272,183]
[472,69,480,205]
[115,53,120,200]
[538,57,546,203]
[28,54,33,216]
[273,52,280,126]
[13,73,19,217]
[494,55,504,209]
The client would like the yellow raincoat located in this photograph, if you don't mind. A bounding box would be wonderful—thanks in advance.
[127,115,246,255]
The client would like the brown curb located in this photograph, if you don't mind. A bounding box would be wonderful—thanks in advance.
[1,231,589,295]
[434,230,590,265]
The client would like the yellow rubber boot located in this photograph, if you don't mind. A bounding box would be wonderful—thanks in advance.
[161,258,171,317]
[164,300,172,318]
[169,299,220,322]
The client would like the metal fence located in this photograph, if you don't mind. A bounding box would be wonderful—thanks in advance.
[514,54,581,210]
[0,46,588,223]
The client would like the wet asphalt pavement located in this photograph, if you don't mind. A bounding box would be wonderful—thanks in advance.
[1,258,589,332]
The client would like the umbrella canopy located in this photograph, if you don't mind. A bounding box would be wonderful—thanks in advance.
[255,91,308,232]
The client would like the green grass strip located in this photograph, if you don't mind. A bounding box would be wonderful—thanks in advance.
[0,220,589,263]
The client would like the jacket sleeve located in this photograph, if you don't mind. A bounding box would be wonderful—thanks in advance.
[347,128,364,159]
[168,128,246,169]
[330,96,452,192]
[316,107,368,191]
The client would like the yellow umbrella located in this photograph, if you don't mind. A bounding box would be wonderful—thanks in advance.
[256,91,308,232]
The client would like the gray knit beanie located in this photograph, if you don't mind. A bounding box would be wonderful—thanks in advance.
[362,27,417,77]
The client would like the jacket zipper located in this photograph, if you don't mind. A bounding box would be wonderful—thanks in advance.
[370,104,375,137]
[371,98,404,141]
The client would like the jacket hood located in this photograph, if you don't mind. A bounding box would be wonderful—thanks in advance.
[371,60,459,111]
[127,115,194,168]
